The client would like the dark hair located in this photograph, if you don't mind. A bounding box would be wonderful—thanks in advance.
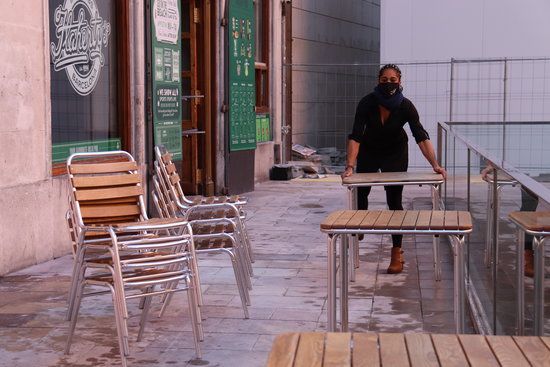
[379,64,402,80]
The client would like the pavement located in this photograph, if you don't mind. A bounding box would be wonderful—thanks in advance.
[0,176,478,366]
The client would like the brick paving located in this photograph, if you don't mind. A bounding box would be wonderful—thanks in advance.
[0,177,474,366]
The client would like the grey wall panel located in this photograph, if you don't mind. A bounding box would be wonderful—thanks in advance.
[290,0,380,151]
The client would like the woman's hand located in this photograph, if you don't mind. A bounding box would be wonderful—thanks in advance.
[341,166,354,179]
[481,166,493,180]
[433,165,447,180]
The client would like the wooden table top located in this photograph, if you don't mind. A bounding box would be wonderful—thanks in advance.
[508,212,550,232]
[320,210,472,231]
[342,172,444,186]
[266,332,550,367]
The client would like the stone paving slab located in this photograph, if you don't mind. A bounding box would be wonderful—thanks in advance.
[0,177,475,366]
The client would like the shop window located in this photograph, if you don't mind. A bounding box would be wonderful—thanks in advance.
[254,0,270,141]
[49,0,129,175]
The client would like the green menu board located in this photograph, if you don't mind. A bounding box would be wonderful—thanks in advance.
[151,0,182,159]
[228,0,256,151]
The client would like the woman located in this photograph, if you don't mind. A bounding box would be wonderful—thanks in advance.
[341,64,446,274]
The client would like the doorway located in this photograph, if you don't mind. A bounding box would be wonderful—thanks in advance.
[180,0,214,194]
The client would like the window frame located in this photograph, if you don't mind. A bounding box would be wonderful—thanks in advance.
[51,1,131,176]
[254,0,269,114]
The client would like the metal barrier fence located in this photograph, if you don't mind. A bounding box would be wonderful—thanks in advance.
[284,57,550,169]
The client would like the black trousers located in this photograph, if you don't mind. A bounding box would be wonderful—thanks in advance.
[357,148,408,248]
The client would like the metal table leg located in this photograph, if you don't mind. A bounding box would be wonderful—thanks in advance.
[340,233,349,331]
[432,185,442,281]
[348,187,359,282]
[327,234,337,331]
[452,234,465,334]
[516,228,525,335]
[533,236,545,335]
[484,182,494,267]
[433,235,441,281]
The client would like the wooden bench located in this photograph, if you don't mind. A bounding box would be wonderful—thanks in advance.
[508,211,550,336]
[266,331,550,367]
[320,210,473,333]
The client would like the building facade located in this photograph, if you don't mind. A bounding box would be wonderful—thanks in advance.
[0,0,380,275]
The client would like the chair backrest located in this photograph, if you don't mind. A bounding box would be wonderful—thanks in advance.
[151,174,178,220]
[154,145,193,208]
[67,151,148,231]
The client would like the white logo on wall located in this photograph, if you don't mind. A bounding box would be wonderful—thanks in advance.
[153,0,180,44]
[50,0,111,96]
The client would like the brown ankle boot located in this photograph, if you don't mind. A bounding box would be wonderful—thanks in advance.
[524,250,534,277]
[387,247,404,274]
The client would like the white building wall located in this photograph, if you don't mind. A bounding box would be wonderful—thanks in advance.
[0,2,70,275]
[0,2,146,276]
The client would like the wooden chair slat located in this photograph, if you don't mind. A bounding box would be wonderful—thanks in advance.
[415,211,432,230]
[379,333,410,367]
[430,211,445,230]
[486,335,530,367]
[405,333,439,367]
[229,195,241,202]
[166,163,177,175]
[321,211,346,230]
[84,216,140,225]
[72,174,140,188]
[81,204,141,219]
[387,210,406,230]
[359,210,382,229]
[373,211,393,229]
[161,152,172,164]
[511,336,550,367]
[324,332,351,367]
[82,197,138,205]
[443,211,459,230]
[457,335,500,367]
[457,211,473,230]
[75,186,143,201]
[293,332,324,367]
[266,332,300,367]
[346,211,369,229]
[352,333,379,367]
[69,161,137,174]
[401,210,419,230]
[431,334,469,367]
[169,172,181,185]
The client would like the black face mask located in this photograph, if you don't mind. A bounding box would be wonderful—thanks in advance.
[377,82,400,98]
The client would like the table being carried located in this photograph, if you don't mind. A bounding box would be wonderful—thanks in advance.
[266,331,550,367]
[341,172,444,210]
[342,172,445,280]
[321,209,472,333]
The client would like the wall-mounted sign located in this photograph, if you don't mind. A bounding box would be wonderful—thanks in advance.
[151,0,182,160]
[228,0,256,151]
[256,113,270,143]
[50,0,111,96]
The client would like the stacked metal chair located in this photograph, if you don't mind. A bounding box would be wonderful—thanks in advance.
[152,146,253,318]
[64,151,203,367]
